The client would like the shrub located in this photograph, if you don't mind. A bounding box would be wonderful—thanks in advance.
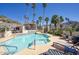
[65,27,75,36]
[54,28,63,36]
[0,28,5,32]
[76,27,79,31]
[47,39,50,42]
[48,30,53,34]
[48,28,63,36]
[35,32,37,34]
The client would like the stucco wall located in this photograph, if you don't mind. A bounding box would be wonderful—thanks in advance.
[4,31,12,37]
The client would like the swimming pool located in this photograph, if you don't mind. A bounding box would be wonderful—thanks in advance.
[0,33,49,54]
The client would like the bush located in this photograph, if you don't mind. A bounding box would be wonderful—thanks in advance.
[48,30,53,34]
[76,27,79,31]
[35,32,37,34]
[0,28,5,32]
[54,28,63,36]
[48,28,63,36]
[65,27,75,36]
[47,39,50,42]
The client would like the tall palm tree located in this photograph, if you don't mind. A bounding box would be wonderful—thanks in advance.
[65,17,70,24]
[24,3,29,24]
[42,3,47,25]
[38,16,42,28]
[59,16,64,29]
[32,3,36,23]
[45,17,49,32]
[65,17,74,36]
[36,20,39,29]
[25,3,29,16]
[66,26,74,36]
[60,16,64,23]
[51,15,59,29]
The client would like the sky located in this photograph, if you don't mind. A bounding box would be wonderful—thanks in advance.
[0,3,79,24]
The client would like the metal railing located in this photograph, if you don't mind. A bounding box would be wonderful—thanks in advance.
[0,44,17,55]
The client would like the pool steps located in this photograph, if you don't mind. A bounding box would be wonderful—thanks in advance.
[0,44,17,55]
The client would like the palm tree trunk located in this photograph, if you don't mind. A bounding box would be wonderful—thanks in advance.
[25,4,29,24]
[33,8,35,21]
[26,6,28,16]
[54,24,57,30]
[70,31,72,36]
[46,22,48,32]
[50,24,51,31]
[40,21,41,27]
[43,7,45,26]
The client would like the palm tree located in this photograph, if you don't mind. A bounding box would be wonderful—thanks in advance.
[38,16,42,28]
[51,15,59,30]
[42,3,47,25]
[24,3,29,24]
[65,17,76,36]
[66,26,74,36]
[32,3,36,23]
[60,16,64,23]
[45,17,49,32]
[49,24,52,31]
[65,17,70,24]
[36,20,39,29]
[59,16,64,29]
[25,3,29,16]
[24,15,29,24]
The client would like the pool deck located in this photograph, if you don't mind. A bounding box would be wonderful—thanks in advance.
[0,34,16,42]
[0,33,71,55]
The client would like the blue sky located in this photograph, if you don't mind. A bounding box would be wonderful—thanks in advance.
[0,3,79,24]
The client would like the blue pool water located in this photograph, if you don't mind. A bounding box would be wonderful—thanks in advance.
[0,33,49,54]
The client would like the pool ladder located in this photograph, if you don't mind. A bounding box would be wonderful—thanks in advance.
[0,44,17,55]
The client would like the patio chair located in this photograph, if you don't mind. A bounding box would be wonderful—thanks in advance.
[39,49,64,55]
[72,36,79,44]
[61,34,73,44]
[51,42,79,55]
[67,36,79,45]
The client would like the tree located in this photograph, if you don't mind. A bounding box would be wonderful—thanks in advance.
[24,3,29,24]
[65,17,70,24]
[66,27,75,36]
[59,16,64,30]
[38,16,42,27]
[45,17,49,32]
[60,16,64,23]
[65,17,75,36]
[32,3,36,23]
[51,15,59,29]
[25,3,29,16]
[36,20,39,29]
[42,3,47,25]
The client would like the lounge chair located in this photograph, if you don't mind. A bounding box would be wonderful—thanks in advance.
[72,36,79,44]
[39,49,64,55]
[52,42,79,55]
[61,34,74,44]
[67,36,79,45]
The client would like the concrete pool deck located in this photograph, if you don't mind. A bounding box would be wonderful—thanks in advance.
[0,33,71,55]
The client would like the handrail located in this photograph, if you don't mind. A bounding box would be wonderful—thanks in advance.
[0,44,17,55]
